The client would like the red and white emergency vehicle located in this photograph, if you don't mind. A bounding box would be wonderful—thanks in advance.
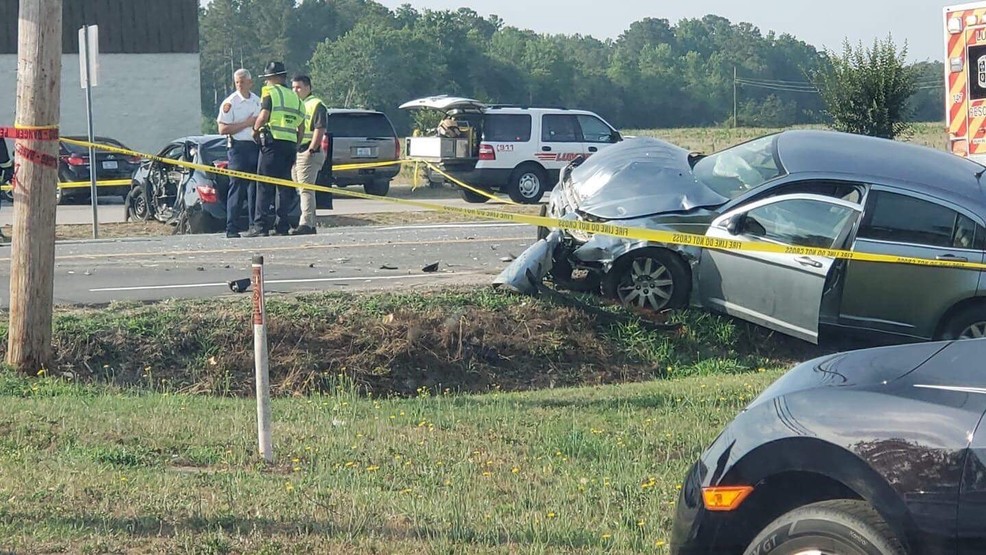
[944,2,986,162]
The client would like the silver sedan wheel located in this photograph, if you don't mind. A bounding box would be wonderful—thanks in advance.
[616,257,675,311]
[960,321,986,339]
[517,172,541,199]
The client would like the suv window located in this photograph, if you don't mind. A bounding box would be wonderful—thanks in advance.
[742,198,857,249]
[325,113,395,138]
[483,114,531,142]
[541,114,581,142]
[577,115,614,143]
[859,191,973,249]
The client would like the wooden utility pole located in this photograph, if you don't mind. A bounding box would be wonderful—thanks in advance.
[8,0,62,372]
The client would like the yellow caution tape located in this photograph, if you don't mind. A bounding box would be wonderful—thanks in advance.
[57,137,986,271]
[0,178,132,192]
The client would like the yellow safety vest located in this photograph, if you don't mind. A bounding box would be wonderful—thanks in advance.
[301,95,324,144]
[262,84,304,142]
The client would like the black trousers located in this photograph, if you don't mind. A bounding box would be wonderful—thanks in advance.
[254,139,298,232]
[226,139,259,233]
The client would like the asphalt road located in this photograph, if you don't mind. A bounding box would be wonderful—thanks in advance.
[0,189,513,226]
[0,222,534,307]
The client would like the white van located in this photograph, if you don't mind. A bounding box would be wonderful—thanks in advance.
[400,96,622,204]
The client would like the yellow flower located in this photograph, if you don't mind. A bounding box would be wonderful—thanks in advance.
[602,533,612,539]
[284,482,294,492]
[546,511,556,519]
[366,465,380,472]
[656,540,666,547]
[511,467,520,474]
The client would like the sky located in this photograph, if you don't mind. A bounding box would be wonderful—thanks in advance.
[371,0,961,62]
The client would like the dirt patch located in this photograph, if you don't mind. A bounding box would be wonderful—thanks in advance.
[0,287,821,398]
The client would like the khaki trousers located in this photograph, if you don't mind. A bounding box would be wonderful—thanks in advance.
[291,149,326,228]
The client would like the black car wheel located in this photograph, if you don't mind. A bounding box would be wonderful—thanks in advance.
[939,304,986,340]
[460,186,492,203]
[604,248,689,311]
[507,164,548,204]
[363,179,390,196]
[745,500,903,555]
[125,187,149,221]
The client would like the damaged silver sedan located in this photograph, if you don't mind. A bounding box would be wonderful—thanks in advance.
[497,130,986,345]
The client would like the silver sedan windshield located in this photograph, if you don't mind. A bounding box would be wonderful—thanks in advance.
[693,135,783,198]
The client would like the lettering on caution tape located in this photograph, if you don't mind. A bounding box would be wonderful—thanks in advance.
[0,179,132,192]
[58,137,986,272]
[0,125,59,141]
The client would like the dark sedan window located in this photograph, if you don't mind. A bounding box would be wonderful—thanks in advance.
[693,135,782,199]
[858,191,968,249]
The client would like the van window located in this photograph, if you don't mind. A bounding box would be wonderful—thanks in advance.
[483,114,531,142]
[325,113,395,138]
[858,191,966,248]
[541,114,581,142]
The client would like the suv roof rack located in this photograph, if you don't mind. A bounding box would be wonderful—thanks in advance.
[486,104,569,110]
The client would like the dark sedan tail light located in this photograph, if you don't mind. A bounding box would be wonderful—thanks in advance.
[63,153,88,166]
[213,160,229,170]
[196,185,218,203]
[126,156,142,164]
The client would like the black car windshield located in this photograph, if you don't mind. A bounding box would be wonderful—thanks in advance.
[692,135,783,198]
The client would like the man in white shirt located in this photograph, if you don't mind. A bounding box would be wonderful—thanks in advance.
[217,68,261,238]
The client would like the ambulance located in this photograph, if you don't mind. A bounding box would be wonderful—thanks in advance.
[944,2,986,163]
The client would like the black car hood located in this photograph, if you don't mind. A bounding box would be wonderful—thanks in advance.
[568,137,729,220]
[748,341,951,410]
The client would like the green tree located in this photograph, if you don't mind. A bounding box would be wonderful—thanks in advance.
[813,36,919,139]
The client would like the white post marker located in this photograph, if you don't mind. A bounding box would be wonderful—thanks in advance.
[79,24,99,239]
[252,255,273,463]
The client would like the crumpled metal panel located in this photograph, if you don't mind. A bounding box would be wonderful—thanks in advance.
[569,137,728,220]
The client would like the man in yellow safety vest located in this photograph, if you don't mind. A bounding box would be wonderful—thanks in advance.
[289,74,327,235]
[244,61,304,237]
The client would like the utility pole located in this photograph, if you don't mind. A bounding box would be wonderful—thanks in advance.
[8,0,62,372]
[733,66,738,129]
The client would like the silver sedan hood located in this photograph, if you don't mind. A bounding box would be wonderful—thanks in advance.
[568,137,728,220]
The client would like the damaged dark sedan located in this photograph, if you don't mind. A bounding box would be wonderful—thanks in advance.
[498,130,986,345]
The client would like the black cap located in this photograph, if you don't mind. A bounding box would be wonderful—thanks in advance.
[259,61,287,78]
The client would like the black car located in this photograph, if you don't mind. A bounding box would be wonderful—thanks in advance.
[672,338,986,554]
[59,136,140,203]
[127,135,234,234]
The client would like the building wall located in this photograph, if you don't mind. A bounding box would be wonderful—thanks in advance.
[0,53,201,154]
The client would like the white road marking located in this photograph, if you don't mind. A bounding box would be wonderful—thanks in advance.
[88,273,469,293]
[377,223,527,231]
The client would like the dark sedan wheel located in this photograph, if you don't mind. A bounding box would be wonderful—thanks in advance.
[126,187,149,221]
[363,179,390,196]
[604,249,689,311]
[460,186,492,203]
[745,500,903,555]
[507,164,547,204]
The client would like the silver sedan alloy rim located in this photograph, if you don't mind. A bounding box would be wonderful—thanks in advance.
[617,257,674,310]
[960,321,986,339]
[518,173,541,198]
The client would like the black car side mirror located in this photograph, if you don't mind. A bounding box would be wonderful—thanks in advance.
[724,214,743,235]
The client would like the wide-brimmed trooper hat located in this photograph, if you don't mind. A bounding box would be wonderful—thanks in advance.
[259,61,287,78]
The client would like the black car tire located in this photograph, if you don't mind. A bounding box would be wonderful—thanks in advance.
[939,304,986,340]
[460,187,492,203]
[125,187,149,221]
[744,500,903,555]
[363,179,390,196]
[507,164,548,204]
[603,248,690,311]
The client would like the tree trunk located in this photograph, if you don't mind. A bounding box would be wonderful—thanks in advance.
[7,0,62,372]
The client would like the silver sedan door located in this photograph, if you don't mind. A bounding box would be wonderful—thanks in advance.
[697,194,863,343]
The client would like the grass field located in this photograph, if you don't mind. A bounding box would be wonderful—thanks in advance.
[0,366,783,554]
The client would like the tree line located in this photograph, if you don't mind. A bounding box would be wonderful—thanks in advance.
[199,0,945,134]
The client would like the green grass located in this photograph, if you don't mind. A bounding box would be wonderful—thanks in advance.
[0,368,784,554]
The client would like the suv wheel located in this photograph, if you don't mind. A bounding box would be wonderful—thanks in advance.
[460,187,492,203]
[507,164,548,204]
[363,180,390,196]
[745,500,903,555]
